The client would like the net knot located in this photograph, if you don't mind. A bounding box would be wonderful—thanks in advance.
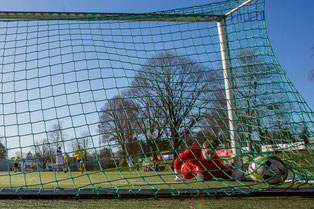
[54,186,64,193]
[15,187,23,193]
[129,189,141,195]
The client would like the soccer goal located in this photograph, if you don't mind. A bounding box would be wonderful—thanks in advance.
[0,0,312,198]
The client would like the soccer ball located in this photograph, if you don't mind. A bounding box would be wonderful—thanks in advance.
[248,156,288,185]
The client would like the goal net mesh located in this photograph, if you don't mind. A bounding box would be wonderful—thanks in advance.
[0,0,312,197]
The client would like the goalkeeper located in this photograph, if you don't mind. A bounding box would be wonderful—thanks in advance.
[174,140,233,181]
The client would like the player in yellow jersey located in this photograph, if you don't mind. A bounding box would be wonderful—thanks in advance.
[74,145,86,174]
[13,157,20,173]
[64,153,70,173]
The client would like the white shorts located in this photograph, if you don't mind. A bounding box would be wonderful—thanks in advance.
[56,156,64,165]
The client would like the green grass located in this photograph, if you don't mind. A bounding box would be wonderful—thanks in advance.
[0,171,312,208]
[0,198,312,209]
[0,170,311,191]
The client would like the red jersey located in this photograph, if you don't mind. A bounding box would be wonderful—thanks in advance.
[174,146,231,180]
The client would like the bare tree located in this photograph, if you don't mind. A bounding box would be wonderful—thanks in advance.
[99,96,140,162]
[197,72,230,147]
[48,121,67,149]
[131,51,211,158]
[267,121,296,146]
[127,86,169,161]
[97,147,114,169]
[34,139,53,170]
[70,131,92,154]
[78,131,91,151]
[234,49,291,152]
[25,151,33,159]
[0,137,7,161]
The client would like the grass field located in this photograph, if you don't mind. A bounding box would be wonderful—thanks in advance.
[0,197,313,209]
[0,170,311,192]
[0,171,312,208]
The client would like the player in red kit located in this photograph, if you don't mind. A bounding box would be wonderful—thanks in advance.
[174,140,234,181]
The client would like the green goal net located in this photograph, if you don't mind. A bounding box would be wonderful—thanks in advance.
[0,0,313,197]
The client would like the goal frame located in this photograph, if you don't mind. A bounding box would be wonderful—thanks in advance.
[3,0,308,198]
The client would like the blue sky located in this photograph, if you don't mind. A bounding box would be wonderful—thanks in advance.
[0,0,313,156]
[265,0,314,111]
[0,0,312,109]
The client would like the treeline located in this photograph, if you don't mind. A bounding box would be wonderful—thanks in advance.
[1,50,312,170]
[98,50,312,164]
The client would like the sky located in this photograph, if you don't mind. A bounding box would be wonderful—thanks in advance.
[0,0,312,108]
[0,0,313,156]
[264,0,314,111]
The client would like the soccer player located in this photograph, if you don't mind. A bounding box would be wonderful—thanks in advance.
[56,146,65,173]
[74,145,86,174]
[127,158,134,172]
[64,153,70,173]
[174,140,233,181]
[13,157,20,173]
[21,159,26,172]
